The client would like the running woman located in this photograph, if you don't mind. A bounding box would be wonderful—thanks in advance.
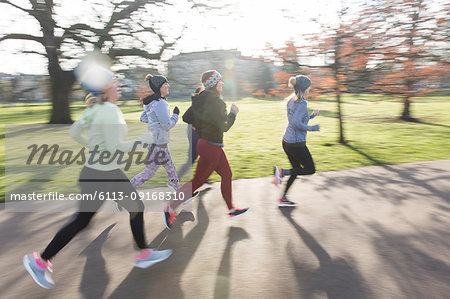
[131,74,181,191]
[23,66,172,289]
[273,75,320,207]
[162,70,249,229]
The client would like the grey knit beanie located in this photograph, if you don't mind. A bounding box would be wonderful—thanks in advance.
[149,75,168,93]
[294,75,311,96]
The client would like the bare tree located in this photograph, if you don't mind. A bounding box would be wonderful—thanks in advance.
[0,0,210,123]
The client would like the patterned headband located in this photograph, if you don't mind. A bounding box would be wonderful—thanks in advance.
[203,71,222,89]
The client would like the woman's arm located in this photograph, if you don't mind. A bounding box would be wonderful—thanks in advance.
[69,120,89,146]
[154,100,178,130]
[102,105,153,153]
[208,99,236,132]
[289,102,319,131]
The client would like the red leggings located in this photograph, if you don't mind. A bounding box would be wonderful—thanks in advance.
[173,138,233,210]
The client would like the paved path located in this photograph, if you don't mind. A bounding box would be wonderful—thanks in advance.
[1,160,449,299]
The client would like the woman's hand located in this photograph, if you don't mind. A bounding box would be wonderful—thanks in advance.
[312,110,320,117]
[231,103,239,114]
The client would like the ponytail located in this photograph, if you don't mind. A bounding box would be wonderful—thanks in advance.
[85,92,108,107]
[283,76,299,106]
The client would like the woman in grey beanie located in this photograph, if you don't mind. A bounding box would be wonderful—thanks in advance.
[273,75,320,207]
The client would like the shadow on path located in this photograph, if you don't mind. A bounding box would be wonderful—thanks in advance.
[213,227,249,299]
[319,145,450,206]
[280,208,372,299]
[368,222,450,298]
[109,195,210,299]
[79,223,116,299]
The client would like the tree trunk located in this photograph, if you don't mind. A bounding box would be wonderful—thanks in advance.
[400,96,412,121]
[336,90,346,144]
[48,70,75,124]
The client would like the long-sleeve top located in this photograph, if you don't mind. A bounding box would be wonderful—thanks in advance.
[283,98,319,143]
[182,89,236,146]
[139,98,178,145]
[70,101,152,171]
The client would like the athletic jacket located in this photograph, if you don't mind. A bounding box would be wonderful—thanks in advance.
[283,98,319,143]
[140,97,178,145]
[182,89,236,145]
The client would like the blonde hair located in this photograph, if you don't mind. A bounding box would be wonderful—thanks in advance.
[85,93,108,107]
[144,74,155,95]
[145,74,153,81]
[283,76,299,105]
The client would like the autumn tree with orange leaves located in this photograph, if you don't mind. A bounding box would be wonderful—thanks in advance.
[356,0,450,120]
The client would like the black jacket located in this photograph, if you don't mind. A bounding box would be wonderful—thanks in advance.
[182,90,236,144]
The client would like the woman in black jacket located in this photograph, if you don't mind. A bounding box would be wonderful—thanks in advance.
[162,70,248,229]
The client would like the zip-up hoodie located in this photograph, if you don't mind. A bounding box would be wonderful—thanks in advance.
[182,89,236,145]
[283,98,319,143]
[140,96,178,145]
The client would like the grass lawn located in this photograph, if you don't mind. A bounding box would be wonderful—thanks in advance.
[1,95,449,202]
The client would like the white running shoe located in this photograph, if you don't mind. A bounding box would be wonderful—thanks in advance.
[23,252,54,289]
[134,248,173,269]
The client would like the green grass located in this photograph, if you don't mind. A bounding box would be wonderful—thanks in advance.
[1,95,450,202]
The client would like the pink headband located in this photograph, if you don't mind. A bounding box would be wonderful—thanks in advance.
[203,71,222,89]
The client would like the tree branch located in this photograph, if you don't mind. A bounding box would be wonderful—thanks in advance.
[0,0,36,17]
[97,0,163,47]
[109,47,168,60]
[0,33,44,45]
[22,50,47,57]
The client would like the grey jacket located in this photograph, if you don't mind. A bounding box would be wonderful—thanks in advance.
[140,98,178,145]
[283,98,319,143]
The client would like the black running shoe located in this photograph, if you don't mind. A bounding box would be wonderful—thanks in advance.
[228,208,249,219]
[277,199,296,207]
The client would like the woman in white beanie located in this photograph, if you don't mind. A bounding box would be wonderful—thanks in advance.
[23,66,172,289]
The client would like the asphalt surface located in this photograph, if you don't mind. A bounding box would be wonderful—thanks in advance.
[1,160,449,299]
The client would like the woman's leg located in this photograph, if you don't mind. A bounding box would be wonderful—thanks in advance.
[130,144,161,188]
[290,145,315,176]
[41,167,104,260]
[191,128,200,163]
[177,126,195,179]
[41,212,97,260]
[161,147,182,191]
[282,143,315,194]
[171,139,219,210]
[282,142,302,194]
[111,169,148,250]
[214,148,233,210]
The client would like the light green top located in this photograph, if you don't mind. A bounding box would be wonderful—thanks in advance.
[70,102,152,171]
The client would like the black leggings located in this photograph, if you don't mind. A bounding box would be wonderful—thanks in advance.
[282,141,316,193]
[41,167,147,261]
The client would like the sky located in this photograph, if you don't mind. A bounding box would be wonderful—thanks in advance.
[0,0,345,75]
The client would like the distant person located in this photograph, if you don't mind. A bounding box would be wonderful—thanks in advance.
[162,70,249,229]
[130,74,182,191]
[176,87,212,187]
[273,75,320,207]
[23,66,172,289]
